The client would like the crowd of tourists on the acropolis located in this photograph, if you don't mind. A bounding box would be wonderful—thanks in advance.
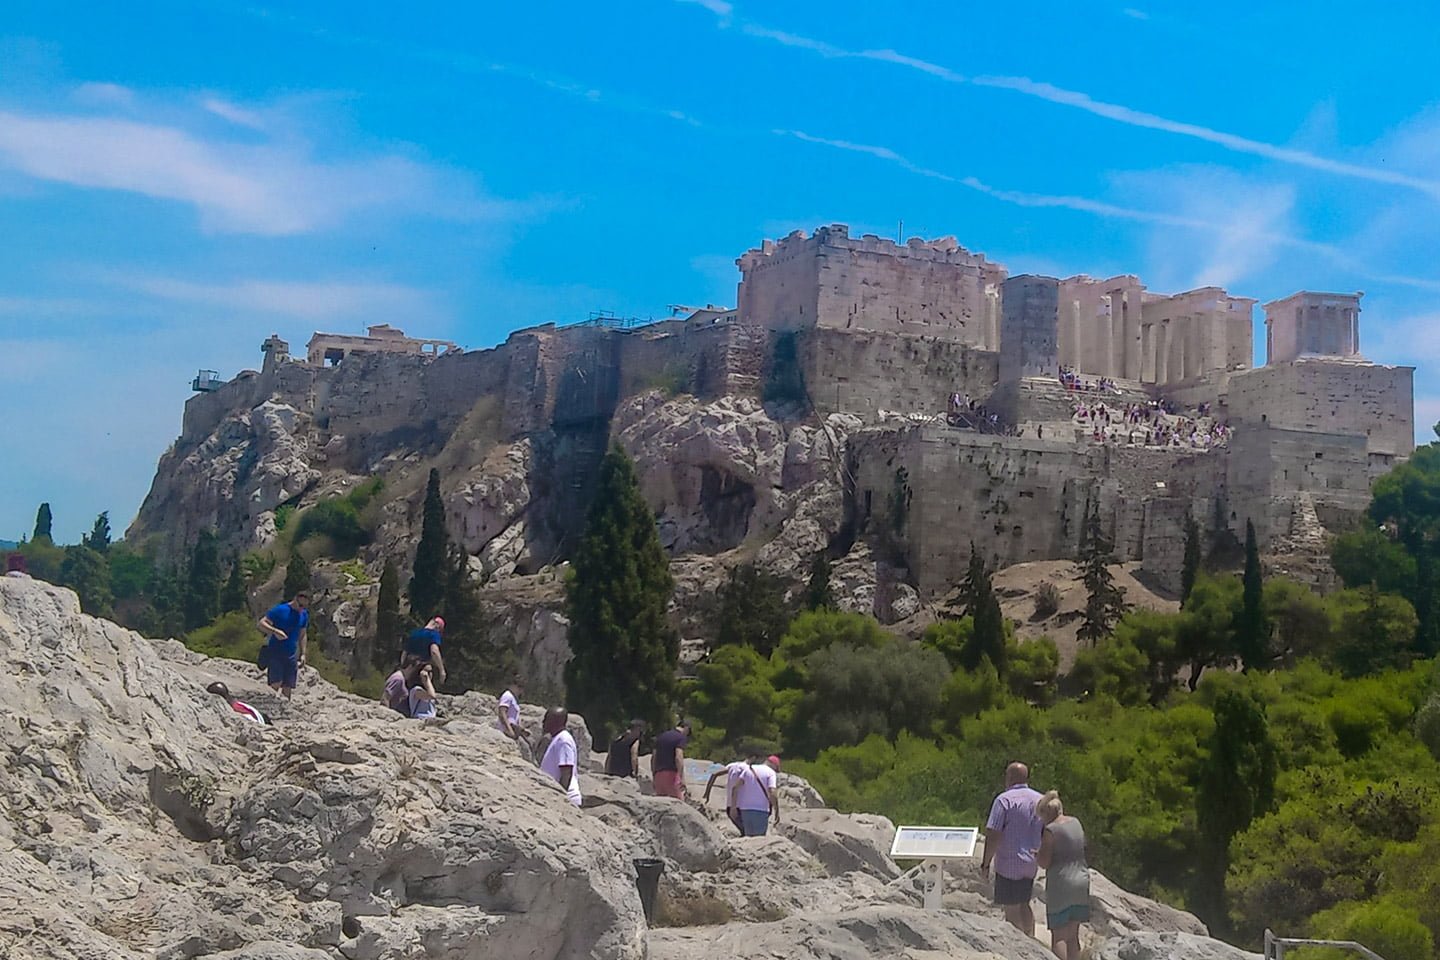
[1072,398,1230,450]
[1058,366,1121,394]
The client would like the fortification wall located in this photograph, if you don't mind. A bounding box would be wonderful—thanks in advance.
[736,231,821,332]
[1227,359,1414,460]
[1227,426,1371,542]
[617,318,766,400]
[852,426,1223,597]
[802,329,998,418]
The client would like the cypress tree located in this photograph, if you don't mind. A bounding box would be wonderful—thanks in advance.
[713,563,791,656]
[220,557,247,613]
[373,560,403,673]
[1077,503,1128,645]
[83,511,112,554]
[804,552,835,611]
[439,542,513,692]
[409,468,447,620]
[1236,519,1270,671]
[60,545,113,617]
[565,445,678,744]
[1181,513,1202,606]
[282,546,310,600]
[956,542,1007,674]
[33,503,53,543]
[1194,688,1278,934]
[183,530,222,629]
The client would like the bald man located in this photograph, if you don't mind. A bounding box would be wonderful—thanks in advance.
[539,707,582,807]
[980,761,1045,936]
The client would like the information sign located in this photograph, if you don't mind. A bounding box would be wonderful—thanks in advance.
[889,826,979,860]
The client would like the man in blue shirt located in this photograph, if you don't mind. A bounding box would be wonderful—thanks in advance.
[258,591,309,698]
[403,616,447,686]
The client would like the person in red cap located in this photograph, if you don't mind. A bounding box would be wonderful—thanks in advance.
[703,746,780,836]
[404,616,447,686]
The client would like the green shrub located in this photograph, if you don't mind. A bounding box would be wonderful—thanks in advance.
[1311,900,1434,960]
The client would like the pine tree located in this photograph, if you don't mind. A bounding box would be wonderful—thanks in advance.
[1194,688,1278,934]
[1181,513,1202,606]
[373,560,403,673]
[1077,503,1128,645]
[220,557,247,613]
[713,563,791,656]
[565,445,678,745]
[183,530,222,629]
[82,511,112,554]
[283,546,311,600]
[804,552,835,611]
[33,503,53,543]
[408,468,447,620]
[1236,520,1270,671]
[60,545,113,617]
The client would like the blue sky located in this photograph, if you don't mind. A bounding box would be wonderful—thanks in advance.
[4,0,1440,543]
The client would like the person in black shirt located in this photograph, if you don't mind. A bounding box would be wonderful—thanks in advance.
[651,720,692,799]
[605,719,647,778]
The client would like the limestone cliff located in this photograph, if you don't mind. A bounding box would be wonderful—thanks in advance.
[0,576,1251,960]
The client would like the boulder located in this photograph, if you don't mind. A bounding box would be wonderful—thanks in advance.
[581,777,728,872]
[777,808,900,880]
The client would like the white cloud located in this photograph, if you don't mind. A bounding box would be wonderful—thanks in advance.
[705,11,1440,199]
[0,98,519,235]
[677,0,733,16]
[201,96,269,131]
[72,82,136,109]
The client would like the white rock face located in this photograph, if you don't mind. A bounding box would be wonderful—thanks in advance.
[0,578,643,960]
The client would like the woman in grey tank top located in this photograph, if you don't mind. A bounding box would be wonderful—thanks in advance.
[1036,790,1089,959]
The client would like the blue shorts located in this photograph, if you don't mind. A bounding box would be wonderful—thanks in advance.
[740,809,770,836]
[267,651,299,689]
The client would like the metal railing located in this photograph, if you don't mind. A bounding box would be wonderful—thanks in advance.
[1265,929,1387,960]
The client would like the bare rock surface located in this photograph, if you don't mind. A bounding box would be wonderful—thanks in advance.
[0,577,643,960]
[1095,931,1261,960]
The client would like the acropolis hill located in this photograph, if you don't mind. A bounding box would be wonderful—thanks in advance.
[130,224,1416,678]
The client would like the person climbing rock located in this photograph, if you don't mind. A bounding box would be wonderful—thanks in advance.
[980,761,1044,937]
[403,617,446,686]
[383,656,421,716]
[205,681,268,724]
[704,749,779,836]
[257,591,308,700]
[407,664,439,720]
[604,719,646,778]
[497,676,529,744]
[1036,790,1089,960]
[539,707,582,806]
[651,720,691,799]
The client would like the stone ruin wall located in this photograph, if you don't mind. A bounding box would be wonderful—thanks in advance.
[739,224,1005,347]
[850,425,1226,597]
[802,328,999,419]
[1227,359,1414,463]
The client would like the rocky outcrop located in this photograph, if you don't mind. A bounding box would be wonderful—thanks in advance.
[1,576,1257,960]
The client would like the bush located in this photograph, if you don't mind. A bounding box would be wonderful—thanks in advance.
[1311,900,1434,960]
[1034,582,1062,619]
[291,478,384,559]
[654,890,734,927]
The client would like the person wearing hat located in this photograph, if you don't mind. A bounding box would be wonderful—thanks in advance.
[703,747,780,836]
[404,616,447,686]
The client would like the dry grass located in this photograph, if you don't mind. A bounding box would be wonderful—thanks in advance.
[653,890,735,928]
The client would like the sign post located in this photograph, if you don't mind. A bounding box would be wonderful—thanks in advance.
[889,826,980,914]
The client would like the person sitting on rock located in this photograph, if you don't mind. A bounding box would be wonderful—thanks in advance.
[407,663,440,720]
[403,617,447,686]
[257,591,309,700]
[651,720,691,800]
[1036,790,1090,960]
[497,675,530,745]
[605,719,647,778]
[205,681,268,724]
[383,656,422,716]
[539,707,583,806]
[704,749,780,836]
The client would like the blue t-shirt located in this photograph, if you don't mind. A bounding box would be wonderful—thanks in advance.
[265,603,309,658]
[405,627,442,657]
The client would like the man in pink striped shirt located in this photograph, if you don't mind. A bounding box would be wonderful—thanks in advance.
[980,761,1044,936]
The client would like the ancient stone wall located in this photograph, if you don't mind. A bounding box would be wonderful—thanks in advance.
[801,329,999,418]
[1227,426,1371,542]
[1000,275,1060,382]
[617,317,766,400]
[739,224,1005,346]
[851,425,1224,597]
[1227,358,1414,460]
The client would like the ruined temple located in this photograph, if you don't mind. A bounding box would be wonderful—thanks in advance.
[132,224,1415,665]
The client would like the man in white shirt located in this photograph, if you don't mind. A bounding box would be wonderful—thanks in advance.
[539,707,582,807]
[497,676,530,746]
[704,749,779,836]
